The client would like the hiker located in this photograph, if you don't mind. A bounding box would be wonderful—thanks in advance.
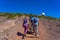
[29,16,34,32]
[22,17,29,37]
[33,15,39,37]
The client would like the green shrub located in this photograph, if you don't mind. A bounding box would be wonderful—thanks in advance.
[0,12,58,20]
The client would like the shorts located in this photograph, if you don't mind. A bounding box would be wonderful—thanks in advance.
[33,23,38,35]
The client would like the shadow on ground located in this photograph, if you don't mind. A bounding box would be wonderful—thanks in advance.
[17,31,35,39]
[26,36,36,38]
[17,31,33,36]
[17,32,23,36]
[27,31,33,34]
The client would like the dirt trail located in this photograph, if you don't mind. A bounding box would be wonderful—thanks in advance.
[0,18,60,40]
[7,18,47,40]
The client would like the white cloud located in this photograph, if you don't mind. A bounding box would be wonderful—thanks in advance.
[42,12,45,15]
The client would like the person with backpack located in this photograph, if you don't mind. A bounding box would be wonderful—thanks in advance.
[29,16,34,31]
[22,17,29,38]
[33,15,39,37]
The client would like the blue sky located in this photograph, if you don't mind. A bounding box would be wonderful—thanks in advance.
[0,0,60,18]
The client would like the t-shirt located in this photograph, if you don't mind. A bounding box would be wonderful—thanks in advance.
[34,18,39,25]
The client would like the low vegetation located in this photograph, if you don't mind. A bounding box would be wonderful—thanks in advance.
[0,12,59,20]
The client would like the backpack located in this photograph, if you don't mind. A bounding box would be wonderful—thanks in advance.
[29,16,33,23]
[34,18,38,23]
[23,18,27,24]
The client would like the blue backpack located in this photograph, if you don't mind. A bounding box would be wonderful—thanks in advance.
[34,18,38,23]
[23,18,27,24]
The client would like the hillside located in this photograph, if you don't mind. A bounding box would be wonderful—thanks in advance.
[0,15,60,40]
